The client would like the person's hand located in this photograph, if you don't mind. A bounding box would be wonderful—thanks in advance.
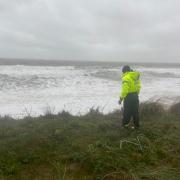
[118,98,122,105]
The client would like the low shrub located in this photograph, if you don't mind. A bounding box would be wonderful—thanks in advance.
[169,102,180,116]
[140,102,165,117]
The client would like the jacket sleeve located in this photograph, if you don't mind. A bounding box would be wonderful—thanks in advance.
[120,78,130,99]
[137,79,141,94]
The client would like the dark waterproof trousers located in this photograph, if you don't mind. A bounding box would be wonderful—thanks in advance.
[122,93,140,128]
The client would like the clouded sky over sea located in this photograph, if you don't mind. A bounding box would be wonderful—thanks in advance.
[0,0,179,62]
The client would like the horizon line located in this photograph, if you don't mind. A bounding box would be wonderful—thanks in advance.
[0,57,180,64]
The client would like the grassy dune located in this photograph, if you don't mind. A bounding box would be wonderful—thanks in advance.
[0,102,180,180]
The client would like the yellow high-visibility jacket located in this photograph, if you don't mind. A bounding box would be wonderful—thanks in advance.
[120,71,141,99]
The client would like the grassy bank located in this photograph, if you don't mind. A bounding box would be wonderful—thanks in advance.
[0,102,180,180]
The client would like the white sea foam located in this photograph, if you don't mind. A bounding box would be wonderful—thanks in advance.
[0,65,179,118]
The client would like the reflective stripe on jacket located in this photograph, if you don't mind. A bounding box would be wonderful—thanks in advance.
[120,71,141,99]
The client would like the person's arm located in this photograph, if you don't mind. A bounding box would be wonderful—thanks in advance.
[137,79,141,94]
[136,72,141,94]
[120,78,129,101]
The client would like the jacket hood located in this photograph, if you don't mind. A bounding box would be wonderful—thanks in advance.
[122,71,140,80]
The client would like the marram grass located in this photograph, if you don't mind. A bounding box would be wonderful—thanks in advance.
[0,102,179,180]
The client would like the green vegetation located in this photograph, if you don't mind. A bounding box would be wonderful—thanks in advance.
[0,102,180,180]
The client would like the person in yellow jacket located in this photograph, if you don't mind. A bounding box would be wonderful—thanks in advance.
[119,65,141,128]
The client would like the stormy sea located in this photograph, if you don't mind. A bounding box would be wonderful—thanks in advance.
[0,59,180,118]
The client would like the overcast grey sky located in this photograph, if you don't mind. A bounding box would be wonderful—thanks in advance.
[0,0,180,62]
